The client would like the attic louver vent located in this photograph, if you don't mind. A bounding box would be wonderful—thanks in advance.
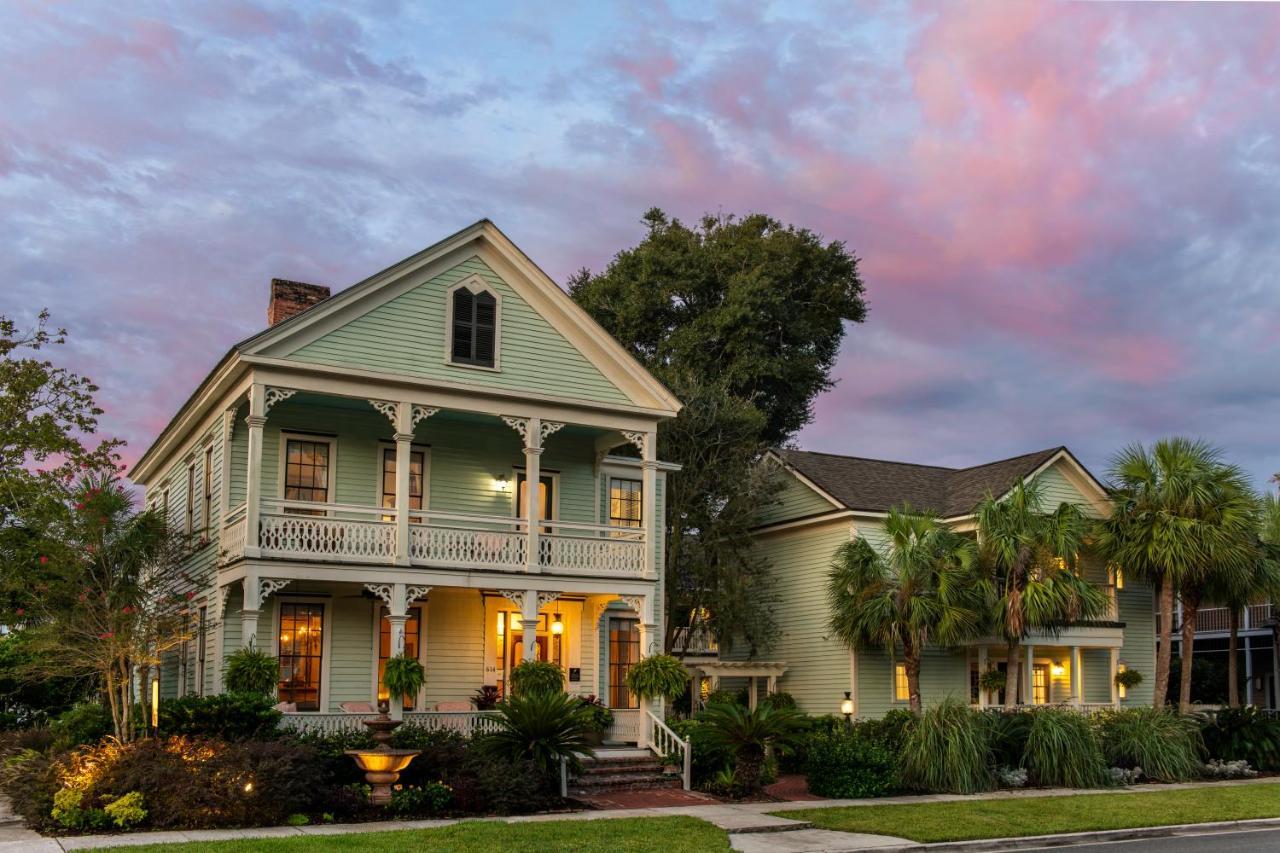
[451,287,496,367]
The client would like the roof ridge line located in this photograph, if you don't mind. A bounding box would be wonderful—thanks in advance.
[780,447,957,472]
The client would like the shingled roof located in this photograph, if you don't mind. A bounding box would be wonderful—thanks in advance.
[776,446,1070,518]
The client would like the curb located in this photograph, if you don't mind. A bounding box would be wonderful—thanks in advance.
[869,816,1280,852]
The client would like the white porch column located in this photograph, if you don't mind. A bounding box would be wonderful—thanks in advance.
[394,402,413,567]
[977,646,988,709]
[1109,648,1120,706]
[243,384,266,558]
[521,588,543,662]
[240,574,260,649]
[641,432,658,581]
[1024,644,1035,705]
[748,677,759,710]
[1071,646,1082,707]
[1246,636,1255,706]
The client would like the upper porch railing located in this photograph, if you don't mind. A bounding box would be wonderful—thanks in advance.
[234,498,647,578]
[1156,603,1273,635]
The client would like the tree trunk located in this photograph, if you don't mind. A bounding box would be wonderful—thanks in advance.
[905,637,923,715]
[734,745,764,798]
[1179,588,1201,714]
[1228,607,1241,709]
[1153,576,1173,708]
[1004,641,1021,709]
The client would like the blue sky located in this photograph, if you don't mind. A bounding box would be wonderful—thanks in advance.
[3,1,1280,486]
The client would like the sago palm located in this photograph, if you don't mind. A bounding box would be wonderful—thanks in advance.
[975,479,1108,708]
[697,701,807,797]
[1096,438,1258,709]
[827,506,983,714]
[473,690,596,777]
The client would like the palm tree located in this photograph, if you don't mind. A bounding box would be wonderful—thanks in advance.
[975,479,1109,708]
[697,701,807,796]
[1096,438,1259,710]
[473,690,597,777]
[827,505,983,714]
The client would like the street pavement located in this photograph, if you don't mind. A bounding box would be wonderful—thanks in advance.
[1021,826,1280,852]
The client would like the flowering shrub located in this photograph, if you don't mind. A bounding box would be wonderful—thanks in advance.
[388,781,453,816]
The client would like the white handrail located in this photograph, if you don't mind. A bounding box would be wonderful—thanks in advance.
[643,709,691,790]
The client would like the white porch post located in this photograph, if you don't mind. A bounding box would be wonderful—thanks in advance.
[1071,646,1082,707]
[394,402,413,567]
[521,589,542,662]
[388,583,408,720]
[243,384,266,558]
[977,646,988,709]
[1110,648,1120,706]
[526,418,542,575]
[240,574,260,649]
[1246,636,1255,706]
[748,677,759,711]
[1024,644,1035,704]
[641,432,658,581]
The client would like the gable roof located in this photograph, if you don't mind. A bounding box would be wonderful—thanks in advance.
[774,446,1098,518]
[133,220,680,482]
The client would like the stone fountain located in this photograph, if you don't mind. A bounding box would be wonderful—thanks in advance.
[345,710,421,806]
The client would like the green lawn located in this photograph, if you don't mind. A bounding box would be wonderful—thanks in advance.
[119,816,728,852]
[777,782,1280,842]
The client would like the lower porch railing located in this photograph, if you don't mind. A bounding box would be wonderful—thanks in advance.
[605,708,641,744]
[278,710,502,737]
[643,709,691,790]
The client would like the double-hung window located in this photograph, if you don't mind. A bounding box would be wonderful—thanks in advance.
[609,477,643,528]
[450,286,497,367]
[284,438,331,514]
[202,446,214,533]
[380,447,425,519]
[894,663,909,702]
[608,617,640,709]
[185,463,196,533]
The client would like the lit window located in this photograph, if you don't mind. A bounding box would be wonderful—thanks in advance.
[1033,665,1049,705]
[278,603,324,711]
[894,663,908,702]
[609,478,642,528]
[1118,663,1128,699]
[609,618,640,709]
[1112,565,1125,590]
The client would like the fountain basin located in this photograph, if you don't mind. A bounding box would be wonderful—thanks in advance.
[346,747,421,805]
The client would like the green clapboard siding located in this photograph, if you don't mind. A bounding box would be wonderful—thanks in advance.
[1032,462,1103,518]
[755,470,837,527]
[752,520,853,714]
[425,588,485,706]
[856,646,971,718]
[284,256,630,406]
[1118,580,1156,705]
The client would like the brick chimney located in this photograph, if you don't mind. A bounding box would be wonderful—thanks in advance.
[267,278,331,326]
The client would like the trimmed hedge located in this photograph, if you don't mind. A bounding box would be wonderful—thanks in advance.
[804,730,896,798]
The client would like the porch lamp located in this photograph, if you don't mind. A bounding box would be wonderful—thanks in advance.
[840,691,854,725]
[493,474,510,493]
[550,613,564,635]
[150,678,160,730]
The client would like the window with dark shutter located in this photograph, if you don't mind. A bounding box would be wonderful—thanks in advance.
[450,286,497,367]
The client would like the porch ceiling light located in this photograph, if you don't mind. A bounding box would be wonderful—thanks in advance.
[551,613,563,635]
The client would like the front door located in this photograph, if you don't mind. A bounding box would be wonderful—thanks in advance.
[510,635,549,669]
[516,472,555,530]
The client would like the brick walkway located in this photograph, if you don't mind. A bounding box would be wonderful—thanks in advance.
[764,773,826,802]
[576,788,717,809]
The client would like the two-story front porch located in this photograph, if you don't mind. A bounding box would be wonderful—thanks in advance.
[205,384,671,744]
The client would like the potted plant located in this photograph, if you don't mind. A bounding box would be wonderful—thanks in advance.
[1114,668,1143,694]
[577,694,614,746]
[382,654,426,714]
[624,654,688,704]
[224,645,278,696]
[473,685,501,710]
[978,668,1006,704]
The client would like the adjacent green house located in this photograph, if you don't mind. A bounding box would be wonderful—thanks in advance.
[132,221,682,748]
[701,447,1156,716]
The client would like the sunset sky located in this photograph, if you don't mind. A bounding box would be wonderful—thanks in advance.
[4,1,1280,485]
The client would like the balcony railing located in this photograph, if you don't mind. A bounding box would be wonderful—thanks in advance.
[1155,603,1275,635]
[233,500,647,578]
[671,626,719,656]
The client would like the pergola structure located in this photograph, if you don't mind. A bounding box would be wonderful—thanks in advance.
[688,660,788,710]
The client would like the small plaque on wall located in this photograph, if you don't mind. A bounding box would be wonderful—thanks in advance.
[569,667,581,683]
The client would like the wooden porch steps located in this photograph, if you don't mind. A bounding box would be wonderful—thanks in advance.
[571,749,682,796]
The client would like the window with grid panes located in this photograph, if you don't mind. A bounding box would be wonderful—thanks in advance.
[609,477,642,528]
[284,439,330,512]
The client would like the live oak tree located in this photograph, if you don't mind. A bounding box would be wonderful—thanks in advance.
[571,210,867,653]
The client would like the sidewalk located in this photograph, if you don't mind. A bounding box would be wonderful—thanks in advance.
[12,776,1280,851]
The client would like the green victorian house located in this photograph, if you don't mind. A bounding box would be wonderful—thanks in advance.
[133,221,682,751]
[689,447,1157,717]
